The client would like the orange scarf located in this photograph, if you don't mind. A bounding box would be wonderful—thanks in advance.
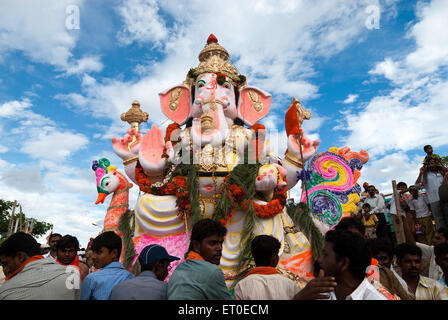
[5,255,44,281]
[246,266,279,277]
[186,251,205,261]
[56,255,80,267]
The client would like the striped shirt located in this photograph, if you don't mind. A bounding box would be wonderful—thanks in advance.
[414,276,448,300]
[80,262,134,300]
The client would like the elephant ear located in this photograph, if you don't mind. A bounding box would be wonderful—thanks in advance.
[238,86,272,126]
[159,85,191,125]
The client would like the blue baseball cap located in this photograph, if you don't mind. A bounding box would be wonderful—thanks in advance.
[138,244,180,266]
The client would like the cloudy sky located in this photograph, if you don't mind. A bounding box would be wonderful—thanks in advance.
[1,0,447,247]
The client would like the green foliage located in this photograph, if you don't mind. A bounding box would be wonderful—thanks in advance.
[287,202,324,262]
[0,199,53,241]
[118,209,137,270]
[442,156,448,167]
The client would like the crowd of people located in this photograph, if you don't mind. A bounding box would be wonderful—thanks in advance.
[0,145,447,300]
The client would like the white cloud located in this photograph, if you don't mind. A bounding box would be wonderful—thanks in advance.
[60,0,382,129]
[343,94,359,104]
[405,0,448,73]
[21,130,89,161]
[342,0,448,157]
[0,166,49,193]
[115,0,168,46]
[0,156,107,247]
[64,55,104,75]
[0,0,103,75]
[359,152,423,194]
[0,98,32,118]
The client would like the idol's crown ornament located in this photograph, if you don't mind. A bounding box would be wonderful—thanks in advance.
[185,34,246,88]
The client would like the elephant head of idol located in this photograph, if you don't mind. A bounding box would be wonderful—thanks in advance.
[159,34,272,147]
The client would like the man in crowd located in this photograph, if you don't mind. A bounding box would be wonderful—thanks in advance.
[333,217,406,299]
[80,231,134,300]
[364,185,391,242]
[435,243,448,288]
[234,235,300,300]
[334,217,365,239]
[298,230,387,300]
[403,206,448,281]
[167,219,232,300]
[44,232,61,261]
[110,244,179,300]
[408,185,435,245]
[416,158,448,230]
[367,238,414,300]
[0,232,80,300]
[56,235,90,282]
[395,243,448,299]
[389,182,411,244]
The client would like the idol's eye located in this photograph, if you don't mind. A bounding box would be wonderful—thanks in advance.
[223,81,231,89]
[196,80,206,88]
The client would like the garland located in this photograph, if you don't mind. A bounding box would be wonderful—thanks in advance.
[241,186,287,219]
[134,161,192,221]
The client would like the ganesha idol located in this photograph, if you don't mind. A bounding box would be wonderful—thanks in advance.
[111,34,320,284]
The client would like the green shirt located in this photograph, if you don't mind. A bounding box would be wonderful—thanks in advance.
[167,259,233,300]
[423,154,443,166]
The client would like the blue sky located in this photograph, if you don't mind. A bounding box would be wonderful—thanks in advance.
[1,0,447,247]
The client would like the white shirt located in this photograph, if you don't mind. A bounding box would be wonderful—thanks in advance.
[425,171,444,203]
[327,278,388,300]
[44,251,56,261]
[417,243,444,281]
[234,273,300,300]
[408,193,431,218]
[365,195,385,214]
[390,265,410,294]
[389,193,410,217]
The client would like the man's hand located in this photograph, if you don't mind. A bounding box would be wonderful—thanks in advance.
[292,270,337,300]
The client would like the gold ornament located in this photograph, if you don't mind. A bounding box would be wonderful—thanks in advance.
[186,36,246,88]
[169,87,182,112]
[248,90,263,112]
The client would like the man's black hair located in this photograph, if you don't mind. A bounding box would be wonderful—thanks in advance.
[188,219,227,252]
[49,233,62,241]
[397,182,407,189]
[0,232,41,257]
[56,235,80,251]
[324,230,371,280]
[423,145,431,152]
[436,227,448,240]
[362,203,371,209]
[367,238,394,258]
[435,243,448,259]
[91,231,122,257]
[251,235,281,266]
[395,243,422,262]
[334,217,366,237]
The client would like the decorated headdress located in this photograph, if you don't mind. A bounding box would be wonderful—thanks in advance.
[185,34,247,89]
[92,158,117,194]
